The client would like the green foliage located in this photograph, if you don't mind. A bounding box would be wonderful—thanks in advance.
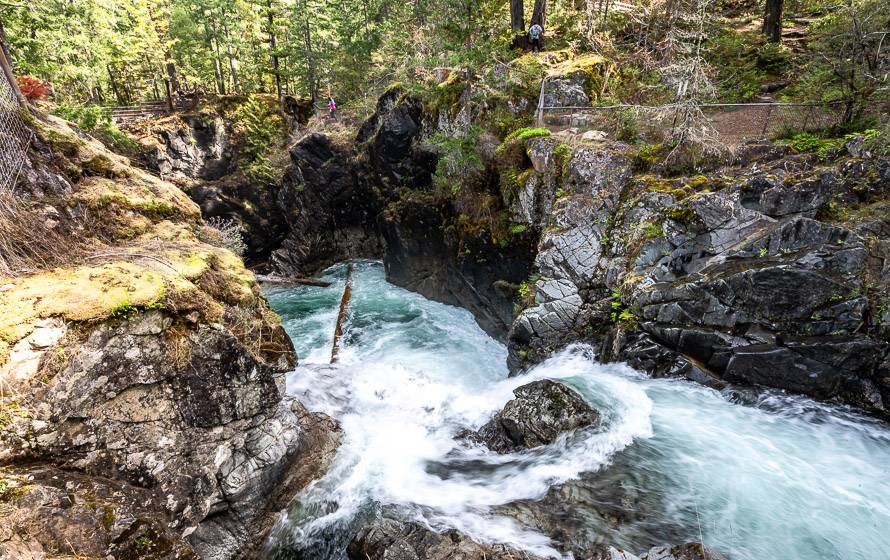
[787,0,889,115]
[616,109,641,143]
[231,97,287,186]
[708,30,790,102]
[518,274,540,308]
[641,221,663,239]
[135,535,154,550]
[610,289,639,327]
[52,104,138,152]
[779,129,880,158]
[500,127,551,147]
[427,126,485,195]
[110,301,138,320]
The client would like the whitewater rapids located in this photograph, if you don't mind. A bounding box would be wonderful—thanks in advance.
[263,261,890,560]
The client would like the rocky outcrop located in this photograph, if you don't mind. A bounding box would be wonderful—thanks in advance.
[506,134,890,418]
[508,141,633,368]
[145,115,230,181]
[0,465,200,560]
[275,87,536,340]
[347,515,720,560]
[0,111,338,559]
[382,195,538,340]
[188,177,289,265]
[470,379,600,453]
[271,132,385,276]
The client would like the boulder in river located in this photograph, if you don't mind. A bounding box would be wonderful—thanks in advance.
[472,379,600,453]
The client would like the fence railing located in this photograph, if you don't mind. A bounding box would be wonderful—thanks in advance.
[538,101,890,147]
[0,53,32,193]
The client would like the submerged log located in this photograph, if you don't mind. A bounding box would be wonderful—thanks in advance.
[330,264,354,364]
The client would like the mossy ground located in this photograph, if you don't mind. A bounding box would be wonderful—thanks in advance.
[1,111,276,377]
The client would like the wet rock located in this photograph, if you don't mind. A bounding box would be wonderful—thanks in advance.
[614,544,726,560]
[383,196,537,341]
[472,380,600,453]
[347,516,547,560]
[271,132,385,276]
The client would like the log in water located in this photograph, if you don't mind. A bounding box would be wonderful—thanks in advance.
[330,264,353,364]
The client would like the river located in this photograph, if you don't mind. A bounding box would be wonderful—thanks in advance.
[262,261,890,560]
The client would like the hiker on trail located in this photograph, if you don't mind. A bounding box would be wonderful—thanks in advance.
[328,96,337,119]
[529,23,543,52]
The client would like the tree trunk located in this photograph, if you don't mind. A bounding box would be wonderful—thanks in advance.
[302,5,317,102]
[107,65,126,105]
[510,0,525,32]
[267,0,283,108]
[0,18,13,69]
[531,0,547,27]
[762,0,783,42]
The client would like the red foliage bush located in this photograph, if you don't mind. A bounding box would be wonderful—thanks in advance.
[16,76,51,100]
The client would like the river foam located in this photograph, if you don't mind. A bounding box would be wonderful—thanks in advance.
[265,261,890,560]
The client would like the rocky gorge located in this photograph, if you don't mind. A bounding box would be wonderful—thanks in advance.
[4,61,890,560]
[148,75,890,419]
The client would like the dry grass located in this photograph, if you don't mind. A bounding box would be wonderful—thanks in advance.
[164,325,193,369]
[0,190,88,277]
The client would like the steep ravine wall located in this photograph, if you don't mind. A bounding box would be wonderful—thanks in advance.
[264,88,890,419]
[0,110,339,559]
[142,88,890,418]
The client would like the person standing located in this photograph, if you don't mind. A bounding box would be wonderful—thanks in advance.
[529,23,543,52]
[328,96,337,119]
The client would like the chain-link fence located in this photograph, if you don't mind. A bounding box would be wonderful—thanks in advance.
[540,102,890,147]
[0,64,31,192]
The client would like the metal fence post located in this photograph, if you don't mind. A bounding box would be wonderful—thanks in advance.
[761,104,773,138]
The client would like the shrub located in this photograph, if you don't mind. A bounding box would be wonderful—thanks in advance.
[202,216,248,256]
[17,76,51,100]
[231,96,287,185]
[616,109,640,143]
[426,127,485,195]
[51,103,138,152]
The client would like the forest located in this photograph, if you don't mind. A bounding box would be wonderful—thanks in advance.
[1,0,887,118]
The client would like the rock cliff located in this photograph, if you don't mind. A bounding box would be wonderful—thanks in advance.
[507,135,890,417]
[0,109,338,559]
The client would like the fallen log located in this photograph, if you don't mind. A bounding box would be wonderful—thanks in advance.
[256,274,333,287]
[330,264,354,364]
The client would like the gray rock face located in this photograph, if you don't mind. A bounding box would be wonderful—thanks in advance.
[0,312,340,559]
[543,71,591,109]
[146,115,230,180]
[0,465,200,560]
[509,146,632,369]
[506,138,890,417]
[472,380,600,453]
